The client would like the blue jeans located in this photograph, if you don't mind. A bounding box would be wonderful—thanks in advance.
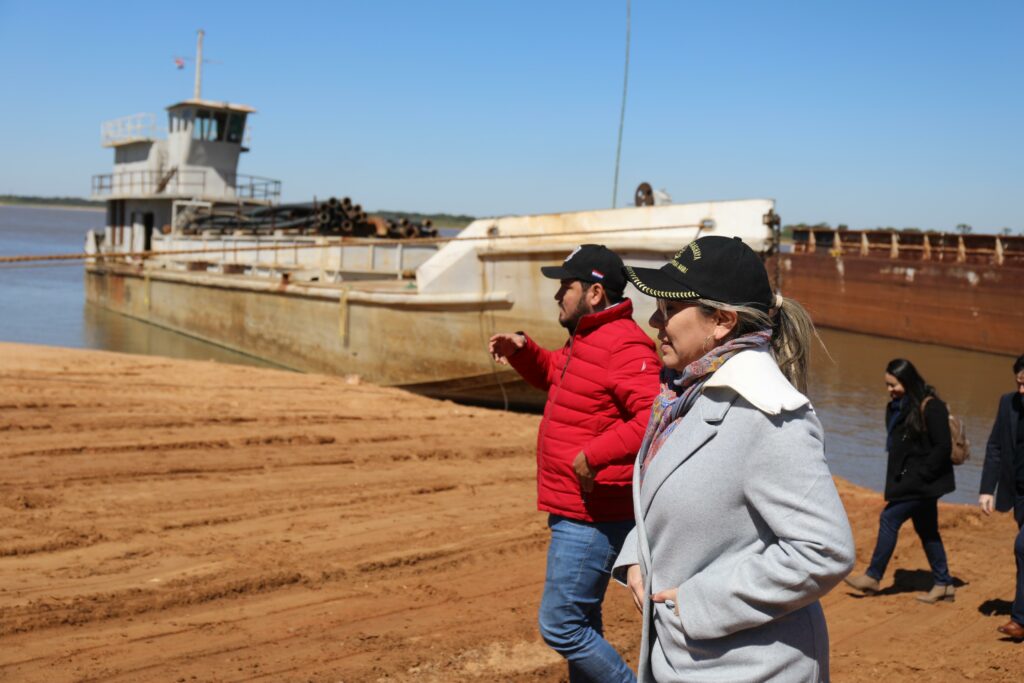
[538,514,637,683]
[867,498,953,586]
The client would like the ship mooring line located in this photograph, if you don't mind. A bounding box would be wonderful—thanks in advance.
[0,222,707,265]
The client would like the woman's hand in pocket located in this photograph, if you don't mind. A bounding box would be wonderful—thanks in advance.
[651,587,679,615]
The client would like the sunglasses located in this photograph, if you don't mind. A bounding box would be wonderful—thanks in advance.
[656,299,696,319]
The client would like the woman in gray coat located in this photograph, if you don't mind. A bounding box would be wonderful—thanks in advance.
[613,236,856,682]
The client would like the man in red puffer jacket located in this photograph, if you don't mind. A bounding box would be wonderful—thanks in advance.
[489,244,660,683]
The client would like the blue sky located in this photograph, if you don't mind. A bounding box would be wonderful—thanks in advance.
[0,1,1021,231]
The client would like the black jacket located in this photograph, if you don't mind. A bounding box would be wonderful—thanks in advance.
[980,392,1022,513]
[884,396,955,501]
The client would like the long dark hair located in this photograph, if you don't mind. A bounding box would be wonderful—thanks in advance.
[886,358,938,436]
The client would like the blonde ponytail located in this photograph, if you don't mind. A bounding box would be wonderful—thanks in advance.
[770,296,817,394]
[697,294,823,394]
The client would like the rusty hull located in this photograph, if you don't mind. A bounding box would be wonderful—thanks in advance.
[778,252,1024,356]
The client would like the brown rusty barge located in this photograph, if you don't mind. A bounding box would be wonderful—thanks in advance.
[780,228,1024,356]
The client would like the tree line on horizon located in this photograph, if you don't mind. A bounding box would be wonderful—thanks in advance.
[0,194,104,207]
[6,195,1017,237]
[0,195,478,229]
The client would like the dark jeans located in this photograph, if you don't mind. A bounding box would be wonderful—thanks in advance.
[1012,500,1024,624]
[867,497,953,586]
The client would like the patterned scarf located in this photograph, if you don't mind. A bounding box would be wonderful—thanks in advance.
[639,330,772,484]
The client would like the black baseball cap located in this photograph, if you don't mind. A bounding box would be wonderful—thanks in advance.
[541,244,626,294]
[624,235,773,312]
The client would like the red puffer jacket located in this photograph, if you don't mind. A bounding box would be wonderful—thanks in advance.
[510,299,661,522]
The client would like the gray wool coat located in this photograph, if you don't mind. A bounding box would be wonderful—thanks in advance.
[613,350,856,682]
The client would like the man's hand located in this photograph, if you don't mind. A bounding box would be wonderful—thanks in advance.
[572,451,596,493]
[488,333,526,365]
[979,494,995,516]
[626,564,644,614]
[651,587,680,616]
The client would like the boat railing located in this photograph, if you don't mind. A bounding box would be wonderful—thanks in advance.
[91,170,281,202]
[101,113,163,146]
[140,233,438,281]
[224,173,282,201]
[792,228,1024,266]
[92,169,208,197]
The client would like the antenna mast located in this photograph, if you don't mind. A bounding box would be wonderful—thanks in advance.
[193,29,205,100]
[611,1,631,208]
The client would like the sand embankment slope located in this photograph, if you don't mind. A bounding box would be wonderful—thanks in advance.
[0,343,1019,682]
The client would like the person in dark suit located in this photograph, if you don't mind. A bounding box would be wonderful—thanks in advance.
[979,353,1024,641]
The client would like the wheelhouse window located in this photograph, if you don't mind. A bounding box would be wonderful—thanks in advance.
[226,113,246,143]
[192,109,225,141]
[213,111,228,141]
[168,108,194,134]
[193,109,210,140]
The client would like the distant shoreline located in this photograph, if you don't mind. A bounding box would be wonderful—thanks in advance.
[0,202,104,213]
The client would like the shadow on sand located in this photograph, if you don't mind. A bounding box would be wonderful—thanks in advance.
[977,598,1013,617]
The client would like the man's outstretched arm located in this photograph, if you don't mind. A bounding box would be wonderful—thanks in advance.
[489,332,557,391]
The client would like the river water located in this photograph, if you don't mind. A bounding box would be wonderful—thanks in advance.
[1,205,1015,505]
[0,205,278,368]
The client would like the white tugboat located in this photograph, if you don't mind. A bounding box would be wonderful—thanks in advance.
[88,31,280,254]
[86,32,778,407]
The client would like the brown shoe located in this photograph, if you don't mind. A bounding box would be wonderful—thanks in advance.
[915,584,955,604]
[996,620,1024,640]
[843,573,881,594]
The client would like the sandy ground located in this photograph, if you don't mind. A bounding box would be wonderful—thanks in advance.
[1,342,1021,682]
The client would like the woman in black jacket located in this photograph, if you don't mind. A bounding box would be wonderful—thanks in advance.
[845,358,956,603]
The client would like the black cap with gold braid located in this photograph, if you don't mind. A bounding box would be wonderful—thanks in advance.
[624,235,773,312]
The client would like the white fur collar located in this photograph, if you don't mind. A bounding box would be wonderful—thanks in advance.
[703,349,810,415]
